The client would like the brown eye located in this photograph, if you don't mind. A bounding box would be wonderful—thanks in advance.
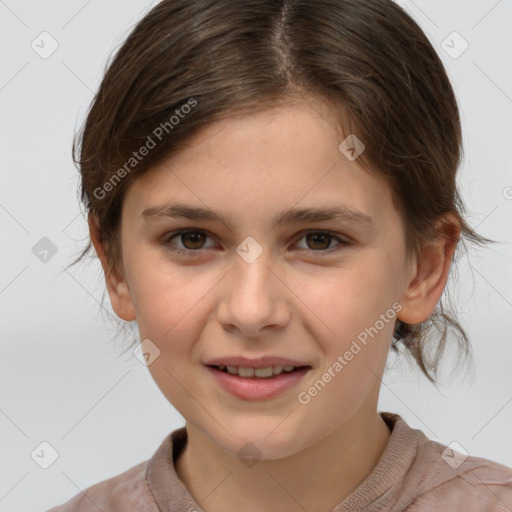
[164,230,215,254]
[295,231,349,253]
[305,232,332,250]
[180,231,207,249]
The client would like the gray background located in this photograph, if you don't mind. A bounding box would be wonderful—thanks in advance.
[1,0,511,510]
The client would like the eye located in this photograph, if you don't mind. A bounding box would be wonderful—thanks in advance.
[164,230,216,255]
[163,229,349,256]
[294,231,349,253]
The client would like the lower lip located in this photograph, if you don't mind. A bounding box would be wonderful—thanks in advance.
[206,366,310,400]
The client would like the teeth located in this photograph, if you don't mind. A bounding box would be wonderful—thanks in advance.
[254,367,273,378]
[217,365,300,378]
[238,367,255,377]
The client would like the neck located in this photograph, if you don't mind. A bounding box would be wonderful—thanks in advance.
[175,410,391,512]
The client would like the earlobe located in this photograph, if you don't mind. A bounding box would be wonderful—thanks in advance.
[87,212,136,322]
[398,214,460,325]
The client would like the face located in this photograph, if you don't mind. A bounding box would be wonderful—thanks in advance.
[107,98,418,459]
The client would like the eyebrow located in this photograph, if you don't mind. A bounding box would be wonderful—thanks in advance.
[141,202,375,231]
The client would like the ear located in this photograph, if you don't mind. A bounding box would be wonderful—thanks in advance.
[87,211,136,321]
[398,213,461,325]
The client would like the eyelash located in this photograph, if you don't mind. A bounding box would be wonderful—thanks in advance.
[162,229,350,256]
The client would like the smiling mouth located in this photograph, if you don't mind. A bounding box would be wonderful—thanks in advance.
[208,364,310,379]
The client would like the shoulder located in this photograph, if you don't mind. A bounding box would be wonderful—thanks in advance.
[45,459,158,512]
[405,436,512,511]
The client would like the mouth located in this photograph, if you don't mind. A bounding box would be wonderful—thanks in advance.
[205,363,312,400]
[208,364,310,379]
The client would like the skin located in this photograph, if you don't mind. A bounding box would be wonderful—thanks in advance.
[89,96,460,512]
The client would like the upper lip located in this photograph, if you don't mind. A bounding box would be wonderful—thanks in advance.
[204,356,311,368]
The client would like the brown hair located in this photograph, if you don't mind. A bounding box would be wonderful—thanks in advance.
[70,0,493,384]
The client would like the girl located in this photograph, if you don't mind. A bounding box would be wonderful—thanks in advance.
[48,0,512,510]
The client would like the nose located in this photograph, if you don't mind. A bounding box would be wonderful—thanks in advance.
[216,244,291,338]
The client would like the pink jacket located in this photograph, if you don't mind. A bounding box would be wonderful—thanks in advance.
[46,412,512,511]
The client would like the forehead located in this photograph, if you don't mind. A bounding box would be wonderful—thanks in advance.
[122,100,398,232]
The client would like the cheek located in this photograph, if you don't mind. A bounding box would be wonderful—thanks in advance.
[134,271,213,342]
[293,265,399,432]
[296,257,403,347]
[131,262,217,413]
[125,243,213,340]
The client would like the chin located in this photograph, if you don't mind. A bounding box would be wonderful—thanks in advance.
[206,418,316,462]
